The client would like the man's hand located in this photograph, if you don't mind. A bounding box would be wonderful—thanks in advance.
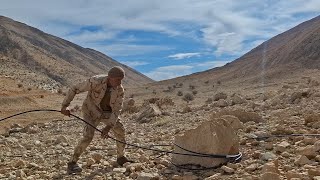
[61,106,71,116]
[101,125,112,139]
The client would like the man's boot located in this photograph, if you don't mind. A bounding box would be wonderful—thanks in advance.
[117,156,134,166]
[67,161,82,174]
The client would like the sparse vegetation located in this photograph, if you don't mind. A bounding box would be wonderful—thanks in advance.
[192,90,198,95]
[183,92,194,103]
[177,91,183,96]
[57,88,63,94]
[189,84,195,90]
[17,83,23,88]
[205,97,213,104]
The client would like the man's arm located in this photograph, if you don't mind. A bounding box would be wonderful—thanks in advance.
[61,78,91,116]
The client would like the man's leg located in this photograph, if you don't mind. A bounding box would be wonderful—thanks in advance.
[111,120,133,166]
[111,120,126,158]
[68,114,97,174]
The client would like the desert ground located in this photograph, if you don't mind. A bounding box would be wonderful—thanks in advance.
[1,70,320,180]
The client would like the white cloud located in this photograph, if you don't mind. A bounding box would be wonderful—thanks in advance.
[120,61,149,67]
[168,52,201,60]
[85,43,172,57]
[144,60,229,80]
[65,30,118,44]
[144,65,194,80]
[1,0,319,57]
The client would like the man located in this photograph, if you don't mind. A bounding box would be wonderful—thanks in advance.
[61,66,131,174]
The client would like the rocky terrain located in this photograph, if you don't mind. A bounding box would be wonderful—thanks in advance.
[1,75,320,180]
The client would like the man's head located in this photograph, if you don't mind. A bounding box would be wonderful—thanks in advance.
[107,66,125,87]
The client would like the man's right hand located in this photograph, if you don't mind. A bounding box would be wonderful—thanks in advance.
[61,107,71,116]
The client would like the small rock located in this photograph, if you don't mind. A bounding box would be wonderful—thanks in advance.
[308,168,320,178]
[295,155,312,166]
[261,152,277,161]
[92,153,103,163]
[113,168,126,173]
[261,172,281,180]
[171,175,183,180]
[221,165,235,174]
[86,158,95,167]
[245,163,259,172]
[286,170,303,179]
[14,159,25,168]
[297,145,317,159]
[137,172,159,180]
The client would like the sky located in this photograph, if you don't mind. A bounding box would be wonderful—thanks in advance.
[1,0,320,81]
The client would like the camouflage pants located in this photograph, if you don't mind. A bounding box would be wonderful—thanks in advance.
[71,112,126,162]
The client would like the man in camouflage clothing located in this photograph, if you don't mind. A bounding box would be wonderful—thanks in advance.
[61,66,131,174]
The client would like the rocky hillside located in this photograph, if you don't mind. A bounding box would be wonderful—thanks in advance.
[0,16,153,90]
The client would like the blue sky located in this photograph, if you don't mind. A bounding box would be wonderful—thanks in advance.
[1,0,319,80]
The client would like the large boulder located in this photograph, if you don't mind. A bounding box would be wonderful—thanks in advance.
[172,118,239,167]
[230,94,246,105]
[214,92,228,101]
[136,104,161,123]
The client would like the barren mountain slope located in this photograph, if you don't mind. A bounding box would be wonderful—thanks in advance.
[0,16,153,90]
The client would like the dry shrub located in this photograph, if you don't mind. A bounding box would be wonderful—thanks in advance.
[183,93,194,103]
[189,84,195,90]
[57,88,63,94]
[205,97,213,104]
[192,90,198,95]
[182,105,192,113]
[142,97,174,109]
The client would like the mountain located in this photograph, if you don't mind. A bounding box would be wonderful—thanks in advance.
[154,15,320,87]
[0,16,153,90]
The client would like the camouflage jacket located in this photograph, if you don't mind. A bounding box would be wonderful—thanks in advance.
[62,75,124,126]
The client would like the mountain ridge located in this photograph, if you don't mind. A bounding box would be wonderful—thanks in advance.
[0,16,153,90]
[151,15,320,87]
